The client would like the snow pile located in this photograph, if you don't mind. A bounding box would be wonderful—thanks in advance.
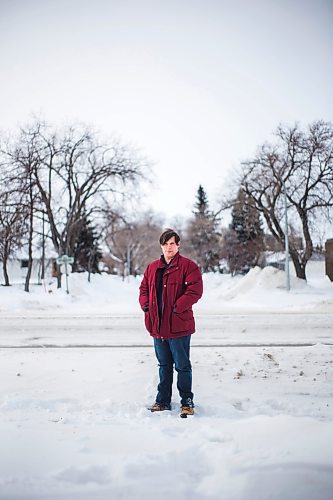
[216,266,307,301]
[221,266,287,298]
[201,262,332,314]
[0,273,141,315]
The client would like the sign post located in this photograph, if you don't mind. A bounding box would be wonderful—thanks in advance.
[56,255,74,294]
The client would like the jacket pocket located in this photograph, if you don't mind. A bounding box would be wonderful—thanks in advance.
[144,312,152,332]
[171,309,193,333]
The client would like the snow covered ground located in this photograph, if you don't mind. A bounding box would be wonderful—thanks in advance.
[0,261,332,499]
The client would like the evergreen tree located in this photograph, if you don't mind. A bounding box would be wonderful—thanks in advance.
[195,185,209,216]
[225,189,264,274]
[184,185,221,272]
[73,215,103,274]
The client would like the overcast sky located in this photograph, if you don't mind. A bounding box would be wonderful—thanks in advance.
[1,0,332,224]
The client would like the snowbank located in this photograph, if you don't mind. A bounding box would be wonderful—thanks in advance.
[202,263,333,314]
[0,261,332,316]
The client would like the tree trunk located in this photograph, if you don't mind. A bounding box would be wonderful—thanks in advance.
[57,264,62,289]
[24,253,33,292]
[41,211,46,280]
[2,256,10,286]
[289,248,307,280]
[24,220,33,292]
[24,176,34,293]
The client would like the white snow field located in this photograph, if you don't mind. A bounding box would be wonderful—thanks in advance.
[0,261,333,500]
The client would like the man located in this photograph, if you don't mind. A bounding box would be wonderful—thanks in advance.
[139,228,203,417]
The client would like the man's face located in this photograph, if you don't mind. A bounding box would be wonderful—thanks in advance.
[161,236,179,263]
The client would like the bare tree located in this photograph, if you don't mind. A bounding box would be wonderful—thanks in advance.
[104,209,162,276]
[11,127,43,291]
[6,120,147,287]
[0,136,31,287]
[0,190,27,286]
[238,121,333,279]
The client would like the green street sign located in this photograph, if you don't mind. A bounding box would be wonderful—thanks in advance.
[56,255,74,265]
[56,255,74,294]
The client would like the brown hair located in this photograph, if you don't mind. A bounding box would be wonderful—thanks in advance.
[159,228,180,245]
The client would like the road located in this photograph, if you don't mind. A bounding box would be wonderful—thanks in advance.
[0,313,332,347]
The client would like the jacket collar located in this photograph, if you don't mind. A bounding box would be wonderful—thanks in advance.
[158,251,180,269]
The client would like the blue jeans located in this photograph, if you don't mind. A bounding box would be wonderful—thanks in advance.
[153,335,193,407]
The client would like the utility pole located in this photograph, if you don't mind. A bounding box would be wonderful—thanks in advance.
[41,210,45,280]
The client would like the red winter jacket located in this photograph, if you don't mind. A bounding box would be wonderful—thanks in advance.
[139,252,203,339]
